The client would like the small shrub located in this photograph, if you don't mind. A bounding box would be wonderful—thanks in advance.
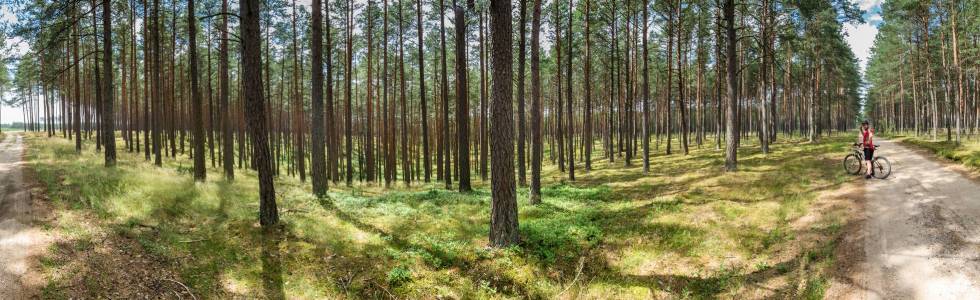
[801,276,827,300]
[964,154,980,168]
[520,213,602,264]
[175,165,193,174]
[420,237,465,267]
[761,227,790,249]
[386,266,412,285]
[543,183,622,202]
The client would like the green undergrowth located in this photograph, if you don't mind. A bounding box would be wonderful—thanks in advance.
[888,133,980,171]
[26,133,856,299]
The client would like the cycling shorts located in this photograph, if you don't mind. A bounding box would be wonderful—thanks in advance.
[863,148,874,161]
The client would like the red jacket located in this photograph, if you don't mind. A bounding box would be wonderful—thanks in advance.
[859,129,874,149]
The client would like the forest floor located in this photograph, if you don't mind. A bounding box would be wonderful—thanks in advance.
[17,132,867,299]
[827,137,980,299]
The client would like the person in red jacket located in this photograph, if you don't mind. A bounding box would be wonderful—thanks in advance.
[858,120,875,179]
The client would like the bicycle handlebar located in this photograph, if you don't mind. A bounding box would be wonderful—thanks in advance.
[853,143,881,148]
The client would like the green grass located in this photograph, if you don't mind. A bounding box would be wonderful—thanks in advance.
[885,133,980,171]
[26,133,856,299]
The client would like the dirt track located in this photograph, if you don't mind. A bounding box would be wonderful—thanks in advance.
[832,139,980,299]
[0,133,48,299]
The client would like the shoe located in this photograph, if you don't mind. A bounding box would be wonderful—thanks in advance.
[865,175,872,179]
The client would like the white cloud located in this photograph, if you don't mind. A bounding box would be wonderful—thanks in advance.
[845,22,878,76]
[858,0,883,11]
[846,0,882,103]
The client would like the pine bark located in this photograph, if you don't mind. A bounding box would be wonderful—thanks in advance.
[417,0,431,182]
[241,0,278,227]
[529,0,543,204]
[311,0,328,194]
[723,0,738,171]
[189,0,204,178]
[152,0,163,166]
[220,0,234,179]
[398,0,411,185]
[439,0,452,188]
[454,3,472,192]
[489,0,519,248]
[565,0,574,180]
[345,0,355,185]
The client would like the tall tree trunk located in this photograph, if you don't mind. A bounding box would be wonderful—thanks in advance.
[291,0,307,182]
[454,3,472,192]
[517,0,528,183]
[479,10,489,181]
[73,3,83,153]
[311,0,329,194]
[665,2,674,155]
[92,0,103,152]
[363,0,375,183]
[676,0,688,155]
[189,0,204,178]
[641,0,650,172]
[398,0,411,186]
[440,0,452,189]
[345,0,355,185]
[723,0,738,171]
[489,0,518,248]
[582,0,591,172]
[152,0,163,166]
[327,0,338,182]
[206,19,214,167]
[142,0,151,160]
[553,1,564,172]
[383,0,393,186]
[241,0,278,227]
[757,0,770,154]
[529,0,543,204]
[922,15,937,141]
[713,8,722,149]
[417,0,431,182]
[220,0,234,179]
[565,0,574,180]
[951,2,963,143]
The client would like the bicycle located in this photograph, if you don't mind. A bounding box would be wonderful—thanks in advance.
[843,143,891,179]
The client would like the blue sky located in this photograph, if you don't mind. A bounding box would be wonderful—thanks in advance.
[845,0,885,76]
[1,0,886,125]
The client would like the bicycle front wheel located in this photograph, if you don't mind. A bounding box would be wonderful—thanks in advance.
[844,154,863,175]
[872,157,892,179]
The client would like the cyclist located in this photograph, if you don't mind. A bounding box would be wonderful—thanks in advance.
[858,120,875,179]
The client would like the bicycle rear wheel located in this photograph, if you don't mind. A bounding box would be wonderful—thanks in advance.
[872,157,891,179]
[844,154,862,175]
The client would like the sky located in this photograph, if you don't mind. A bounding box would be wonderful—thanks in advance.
[845,0,885,78]
[1,0,885,125]
[1,4,27,125]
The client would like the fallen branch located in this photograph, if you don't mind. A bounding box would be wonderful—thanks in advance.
[281,208,310,214]
[136,223,158,230]
[162,278,198,300]
[377,282,397,300]
[178,238,209,243]
[557,256,587,297]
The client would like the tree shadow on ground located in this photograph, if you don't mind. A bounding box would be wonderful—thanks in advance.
[315,197,540,298]
[260,229,285,300]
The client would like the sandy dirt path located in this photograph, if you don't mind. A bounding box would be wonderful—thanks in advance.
[0,133,48,299]
[833,139,980,299]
